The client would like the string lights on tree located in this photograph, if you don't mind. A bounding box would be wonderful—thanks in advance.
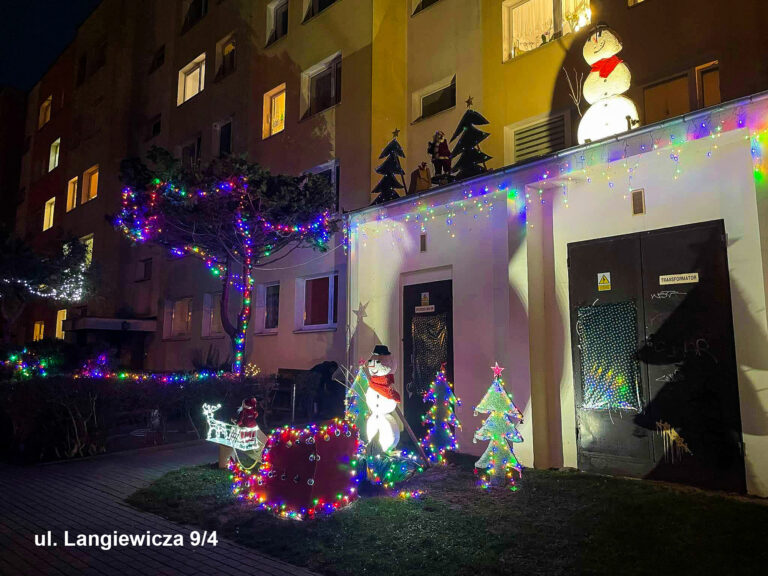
[421,363,461,464]
[115,149,337,374]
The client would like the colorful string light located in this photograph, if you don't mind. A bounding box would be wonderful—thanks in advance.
[420,364,461,464]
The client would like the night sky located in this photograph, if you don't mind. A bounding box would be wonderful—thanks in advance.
[0,0,103,91]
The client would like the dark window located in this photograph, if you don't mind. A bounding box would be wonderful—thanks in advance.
[136,258,153,281]
[309,57,341,115]
[304,275,338,326]
[699,66,721,108]
[149,45,165,74]
[216,37,236,79]
[181,135,201,169]
[219,121,232,156]
[182,0,208,33]
[148,115,162,139]
[332,274,338,324]
[76,54,87,86]
[421,78,456,119]
[413,0,442,14]
[90,42,107,75]
[305,0,337,20]
[268,1,289,45]
[265,284,280,329]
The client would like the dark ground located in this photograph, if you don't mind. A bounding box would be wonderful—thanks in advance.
[127,453,768,576]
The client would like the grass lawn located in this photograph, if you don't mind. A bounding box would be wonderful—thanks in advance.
[127,455,768,576]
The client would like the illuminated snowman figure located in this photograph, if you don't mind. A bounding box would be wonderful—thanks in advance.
[577,24,639,144]
[365,345,401,452]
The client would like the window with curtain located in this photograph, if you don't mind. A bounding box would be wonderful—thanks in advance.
[67,177,78,211]
[265,283,280,330]
[504,0,591,61]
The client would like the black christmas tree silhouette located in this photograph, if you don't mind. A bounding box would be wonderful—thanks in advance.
[371,129,406,206]
[450,96,491,180]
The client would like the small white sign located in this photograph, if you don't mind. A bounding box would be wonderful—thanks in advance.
[659,273,699,285]
[597,272,611,292]
[415,305,435,314]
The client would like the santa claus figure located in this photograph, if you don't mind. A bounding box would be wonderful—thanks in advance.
[577,23,639,144]
[233,397,261,444]
[428,131,452,184]
[366,345,401,452]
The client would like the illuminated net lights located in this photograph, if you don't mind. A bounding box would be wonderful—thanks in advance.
[473,363,524,490]
[396,489,425,499]
[1,349,49,378]
[420,365,461,464]
[365,450,424,489]
[230,419,362,520]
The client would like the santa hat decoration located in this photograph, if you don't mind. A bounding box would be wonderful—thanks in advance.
[369,375,401,402]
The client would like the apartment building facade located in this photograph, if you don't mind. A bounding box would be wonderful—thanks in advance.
[14,0,768,379]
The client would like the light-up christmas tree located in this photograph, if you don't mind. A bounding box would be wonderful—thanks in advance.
[344,364,370,434]
[371,129,406,205]
[450,96,491,181]
[473,362,524,489]
[421,363,461,464]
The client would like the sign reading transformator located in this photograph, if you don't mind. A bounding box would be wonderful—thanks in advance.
[659,273,699,285]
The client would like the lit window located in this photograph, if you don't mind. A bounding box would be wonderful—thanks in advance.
[80,234,94,267]
[33,321,45,342]
[167,297,192,337]
[55,309,67,340]
[644,75,690,124]
[303,54,341,117]
[66,177,78,211]
[301,274,338,328]
[49,138,61,172]
[304,0,337,20]
[263,83,286,138]
[43,197,55,231]
[215,35,236,80]
[38,96,52,129]
[177,54,206,106]
[418,77,456,120]
[82,165,99,203]
[502,0,591,61]
[202,293,223,336]
[267,0,289,45]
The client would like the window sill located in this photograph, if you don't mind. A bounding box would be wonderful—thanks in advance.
[503,31,570,65]
[162,335,191,342]
[412,105,455,125]
[80,196,98,205]
[254,330,278,336]
[201,334,225,340]
[293,326,337,334]
[301,102,340,122]
[265,34,288,49]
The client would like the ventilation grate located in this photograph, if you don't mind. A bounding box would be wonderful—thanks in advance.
[513,114,567,163]
[631,189,646,215]
[420,233,427,253]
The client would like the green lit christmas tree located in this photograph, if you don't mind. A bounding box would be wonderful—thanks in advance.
[450,96,491,180]
[421,363,461,464]
[371,129,406,205]
[473,362,524,490]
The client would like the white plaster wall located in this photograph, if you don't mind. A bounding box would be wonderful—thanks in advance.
[349,186,534,466]
[547,130,768,496]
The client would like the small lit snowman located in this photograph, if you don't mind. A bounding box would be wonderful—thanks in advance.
[577,23,639,144]
[365,345,401,452]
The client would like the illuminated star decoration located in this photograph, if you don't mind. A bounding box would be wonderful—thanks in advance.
[491,362,504,378]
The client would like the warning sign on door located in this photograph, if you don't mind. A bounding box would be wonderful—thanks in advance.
[597,272,611,291]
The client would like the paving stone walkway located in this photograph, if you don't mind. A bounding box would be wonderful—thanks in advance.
[0,441,316,576]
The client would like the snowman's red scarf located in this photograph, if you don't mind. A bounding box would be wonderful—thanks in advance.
[591,55,623,78]
[369,374,401,402]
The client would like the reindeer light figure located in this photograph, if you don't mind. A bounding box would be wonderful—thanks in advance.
[202,402,264,452]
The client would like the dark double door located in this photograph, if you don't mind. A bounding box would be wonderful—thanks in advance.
[568,220,746,492]
[402,280,454,436]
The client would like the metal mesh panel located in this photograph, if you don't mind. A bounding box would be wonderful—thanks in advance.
[411,313,448,397]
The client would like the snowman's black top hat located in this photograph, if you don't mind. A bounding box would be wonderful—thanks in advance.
[371,345,391,356]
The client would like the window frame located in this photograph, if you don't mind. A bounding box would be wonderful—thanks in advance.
[696,61,720,109]
[66,176,78,212]
[81,164,99,204]
[182,0,209,33]
[135,258,152,282]
[177,53,206,106]
[295,272,339,331]
[164,296,193,339]
[255,281,281,334]
[43,197,55,231]
[266,0,289,46]
[414,75,456,121]
[202,292,224,338]
[304,159,339,212]
[215,33,237,80]
[262,83,287,139]
[38,95,52,129]
[80,233,94,267]
[303,0,338,22]
[48,138,61,172]
[302,53,342,118]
